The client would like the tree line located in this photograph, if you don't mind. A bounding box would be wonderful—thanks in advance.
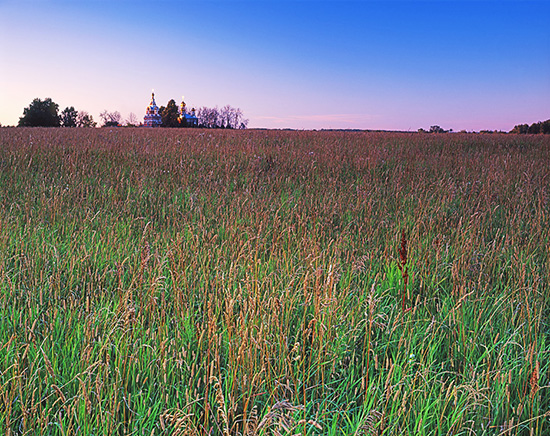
[155,98,248,129]
[16,97,248,129]
[14,97,546,133]
[418,125,452,133]
[18,98,96,127]
[419,121,550,134]
[510,119,550,134]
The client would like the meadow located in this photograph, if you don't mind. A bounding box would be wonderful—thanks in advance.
[0,127,548,435]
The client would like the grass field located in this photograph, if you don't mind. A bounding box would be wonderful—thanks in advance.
[0,128,549,435]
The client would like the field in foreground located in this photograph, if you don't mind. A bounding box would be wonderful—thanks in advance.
[0,128,549,435]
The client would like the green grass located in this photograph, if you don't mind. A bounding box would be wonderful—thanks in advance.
[0,127,549,435]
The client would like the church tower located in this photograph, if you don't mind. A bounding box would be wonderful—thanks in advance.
[179,96,198,127]
[179,96,187,117]
[144,91,162,127]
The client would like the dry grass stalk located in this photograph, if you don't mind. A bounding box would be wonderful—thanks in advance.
[529,360,539,400]
[160,409,195,436]
[51,384,66,404]
[211,376,231,436]
[354,410,383,436]
[397,229,410,312]
[254,400,320,435]
[245,405,258,436]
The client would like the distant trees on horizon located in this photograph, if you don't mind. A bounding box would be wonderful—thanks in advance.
[99,110,122,127]
[12,97,548,133]
[18,98,97,128]
[418,120,550,135]
[510,120,550,135]
[15,97,248,129]
[418,125,452,134]
[159,100,181,128]
[18,98,61,127]
[157,98,249,129]
[196,105,248,129]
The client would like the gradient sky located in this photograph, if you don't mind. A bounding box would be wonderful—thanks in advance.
[1,0,549,131]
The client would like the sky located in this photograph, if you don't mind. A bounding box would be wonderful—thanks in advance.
[0,0,549,131]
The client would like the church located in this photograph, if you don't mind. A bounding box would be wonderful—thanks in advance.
[143,92,198,127]
[179,98,198,127]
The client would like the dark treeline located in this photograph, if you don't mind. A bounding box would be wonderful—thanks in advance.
[18,98,96,127]
[510,119,550,134]
[11,97,547,132]
[15,97,249,129]
[195,105,248,129]
[157,99,248,129]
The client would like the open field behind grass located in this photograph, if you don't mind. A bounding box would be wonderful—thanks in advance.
[0,128,549,435]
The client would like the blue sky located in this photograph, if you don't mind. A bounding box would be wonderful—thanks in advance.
[1,0,549,130]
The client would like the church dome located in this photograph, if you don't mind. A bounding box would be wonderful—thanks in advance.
[144,91,162,127]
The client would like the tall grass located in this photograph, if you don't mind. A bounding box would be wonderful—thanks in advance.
[0,127,549,435]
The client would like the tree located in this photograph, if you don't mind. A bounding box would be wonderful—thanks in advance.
[125,112,139,127]
[197,106,219,128]
[196,105,248,129]
[510,123,529,134]
[76,111,96,127]
[61,106,78,127]
[429,125,445,133]
[100,110,122,127]
[18,98,60,127]
[235,107,248,129]
[77,111,96,128]
[528,122,541,134]
[220,105,233,128]
[161,100,180,127]
[510,121,550,134]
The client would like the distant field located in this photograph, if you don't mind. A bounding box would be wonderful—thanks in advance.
[0,128,549,435]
